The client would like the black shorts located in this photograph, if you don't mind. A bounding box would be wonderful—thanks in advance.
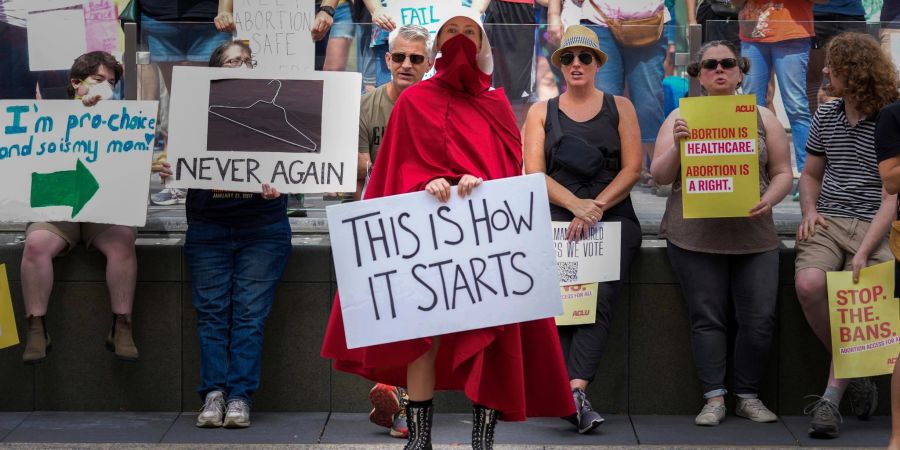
[812,13,866,49]
[484,1,536,103]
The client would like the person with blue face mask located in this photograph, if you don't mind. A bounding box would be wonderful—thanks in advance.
[21,51,141,366]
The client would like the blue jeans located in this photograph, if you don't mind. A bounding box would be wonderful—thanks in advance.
[741,39,812,173]
[587,25,666,143]
[141,13,232,63]
[356,24,377,87]
[185,218,292,404]
[373,41,391,87]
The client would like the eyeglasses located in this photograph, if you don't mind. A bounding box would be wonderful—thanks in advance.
[222,58,257,68]
[700,58,738,70]
[559,52,595,66]
[390,52,426,64]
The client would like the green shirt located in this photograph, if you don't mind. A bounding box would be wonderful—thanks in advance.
[358,84,396,163]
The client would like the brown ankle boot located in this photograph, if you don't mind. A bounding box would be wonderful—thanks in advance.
[22,315,50,364]
[106,314,138,361]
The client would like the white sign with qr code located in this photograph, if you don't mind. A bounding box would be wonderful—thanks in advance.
[552,221,621,286]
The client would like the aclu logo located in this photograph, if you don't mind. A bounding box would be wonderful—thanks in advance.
[735,105,756,113]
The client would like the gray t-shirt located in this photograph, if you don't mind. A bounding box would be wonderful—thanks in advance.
[358,84,396,163]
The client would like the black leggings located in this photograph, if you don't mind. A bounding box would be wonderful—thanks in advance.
[557,215,641,382]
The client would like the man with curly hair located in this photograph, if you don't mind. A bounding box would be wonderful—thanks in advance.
[794,32,900,440]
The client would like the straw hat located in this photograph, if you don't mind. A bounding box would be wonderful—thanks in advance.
[550,25,608,68]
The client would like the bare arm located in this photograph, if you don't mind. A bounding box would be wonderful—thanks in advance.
[880,156,900,195]
[597,96,642,208]
[472,0,492,14]
[522,101,604,240]
[365,0,396,31]
[752,107,793,215]
[650,109,684,185]
[547,0,563,44]
[797,154,827,241]
[311,0,340,41]
[851,188,897,281]
[685,0,697,24]
[215,0,235,32]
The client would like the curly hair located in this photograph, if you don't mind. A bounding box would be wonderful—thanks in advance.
[825,32,899,118]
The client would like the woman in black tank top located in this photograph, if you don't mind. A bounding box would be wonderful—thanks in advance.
[522,25,643,435]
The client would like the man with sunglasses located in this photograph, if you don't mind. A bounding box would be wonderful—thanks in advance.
[356,24,433,201]
[354,24,432,440]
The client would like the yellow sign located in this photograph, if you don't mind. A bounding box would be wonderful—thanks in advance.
[555,283,598,326]
[0,264,19,350]
[827,260,899,379]
[679,95,760,218]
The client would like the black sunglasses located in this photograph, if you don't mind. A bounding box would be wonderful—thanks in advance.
[559,52,595,66]
[391,52,426,64]
[700,58,738,70]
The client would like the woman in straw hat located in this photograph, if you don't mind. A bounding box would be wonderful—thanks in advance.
[652,39,791,426]
[322,10,574,450]
[523,24,642,434]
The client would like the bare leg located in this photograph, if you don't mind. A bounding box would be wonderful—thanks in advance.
[795,268,831,350]
[570,379,588,391]
[20,231,67,316]
[407,337,441,401]
[91,226,137,315]
[323,37,351,72]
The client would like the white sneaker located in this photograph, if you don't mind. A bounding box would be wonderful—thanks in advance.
[196,390,225,428]
[736,398,778,423]
[223,399,251,428]
[695,401,726,426]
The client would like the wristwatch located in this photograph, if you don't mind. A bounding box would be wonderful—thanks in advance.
[319,5,335,17]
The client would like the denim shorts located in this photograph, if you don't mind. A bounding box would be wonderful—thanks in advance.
[329,2,353,39]
[141,13,232,63]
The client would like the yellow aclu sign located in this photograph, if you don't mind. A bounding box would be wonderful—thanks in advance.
[679,95,760,218]
[0,264,19,349]
[827,260,899,378]
[555,283,598,326]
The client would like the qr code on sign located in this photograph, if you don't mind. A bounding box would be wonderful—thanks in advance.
[558,261,579,283]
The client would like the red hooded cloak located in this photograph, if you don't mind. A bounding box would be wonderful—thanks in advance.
[321,34,574,421]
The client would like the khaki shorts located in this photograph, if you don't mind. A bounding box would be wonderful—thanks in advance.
[25,222,134,254]
[795,215,892,272]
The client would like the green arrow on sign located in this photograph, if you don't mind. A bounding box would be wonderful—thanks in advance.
[30,159,99,218]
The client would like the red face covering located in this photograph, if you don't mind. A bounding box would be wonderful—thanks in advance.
[358,32,522,199]
[432,34,491,95]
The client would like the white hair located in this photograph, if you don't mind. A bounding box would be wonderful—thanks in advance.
[388,24,432,59]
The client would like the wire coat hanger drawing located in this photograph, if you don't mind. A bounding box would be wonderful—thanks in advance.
[208,79,318,152]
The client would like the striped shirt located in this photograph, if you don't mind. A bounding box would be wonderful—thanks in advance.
[807,99,883,221]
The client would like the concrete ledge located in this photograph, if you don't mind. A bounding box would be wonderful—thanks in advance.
[0,237,890,416]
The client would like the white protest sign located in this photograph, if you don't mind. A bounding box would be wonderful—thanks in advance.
[386,1,467,36]
[166,67,360,193]
[552,221,620,286]
[27,1,87,71]
[0,100,159,226]
[328,174,562,349]
[386,1,474,80]
[234,0,316,72]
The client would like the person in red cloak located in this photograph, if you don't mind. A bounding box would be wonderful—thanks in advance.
[321,11,574,450]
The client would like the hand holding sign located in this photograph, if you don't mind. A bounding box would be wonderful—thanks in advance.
[327,174,561,349]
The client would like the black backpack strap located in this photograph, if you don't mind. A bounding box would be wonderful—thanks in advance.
[545,97,565,171]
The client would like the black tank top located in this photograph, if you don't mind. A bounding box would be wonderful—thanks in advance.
[543,93,637,222]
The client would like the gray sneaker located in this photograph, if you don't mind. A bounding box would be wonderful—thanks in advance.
[847,378,878,420]
[150,188,186,206]
[695,401,726,426]
[735,398,778,423]
[196,390,225,428]
[804,396,842,439]
[223,399,251,428]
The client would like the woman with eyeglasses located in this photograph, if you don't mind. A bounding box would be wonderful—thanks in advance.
[522,24,642,434]
[323,11,574,450]
[651,40,792,426]
[159,40,290,429]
